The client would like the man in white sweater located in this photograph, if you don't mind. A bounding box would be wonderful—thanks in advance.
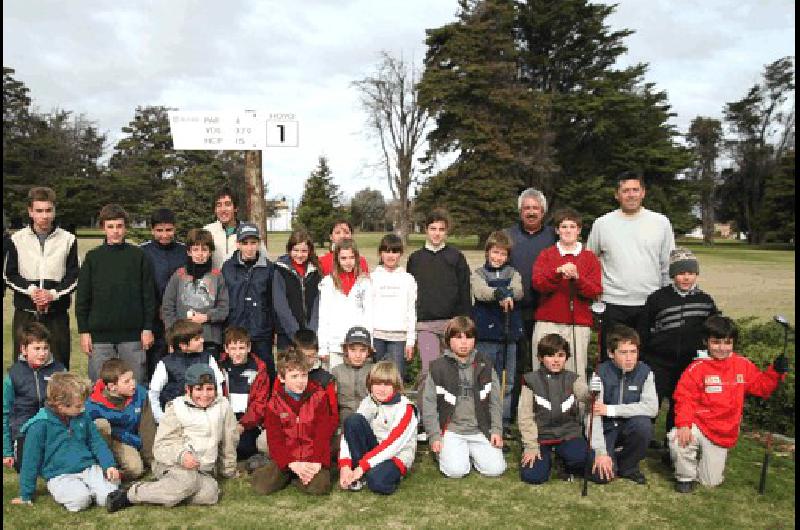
[586,172,675,360]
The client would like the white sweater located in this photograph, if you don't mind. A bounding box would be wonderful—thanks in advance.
[370,265,417,347]
[317,274,373,357]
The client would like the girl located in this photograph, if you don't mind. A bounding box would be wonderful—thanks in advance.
[338,361,418,494]
[370,234,417,381]
[272,229,322,351]
[318,219,369,276]
[318,239,372,369]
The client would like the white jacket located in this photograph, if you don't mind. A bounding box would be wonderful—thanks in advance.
[370,265,417,347]
[203,220,267,270]
[317,274,373,357]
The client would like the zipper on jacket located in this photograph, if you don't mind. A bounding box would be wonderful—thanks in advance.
[34,368,42,406]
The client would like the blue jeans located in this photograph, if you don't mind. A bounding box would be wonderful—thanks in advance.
[476,341,516,427]
[373,339,406,381]
[342,414,403,494]
[520,437,594,484]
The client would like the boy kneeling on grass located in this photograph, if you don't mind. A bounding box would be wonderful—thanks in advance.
[12,372,121,512]
[106,364,239,512]
[669,315,788,493]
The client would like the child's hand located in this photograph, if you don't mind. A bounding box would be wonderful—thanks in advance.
[520,451,541,467]
[490,434,503,448]
[236,424,245,435]
[592,455,614,481]
[3,456,15,468]
[190,313,208,324]
[106,467,121,482]
[499,298,514,312]
[10,498,32,506]
[677,426,694,447]
[181,451,200,470]
[592,402,608,416]
[404,345,415,361]
[339,467,353,489]
[431,440,443,453]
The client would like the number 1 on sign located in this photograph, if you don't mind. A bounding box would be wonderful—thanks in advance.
[277,125,285,143]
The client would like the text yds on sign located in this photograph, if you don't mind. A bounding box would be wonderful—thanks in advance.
[168,111,266,150]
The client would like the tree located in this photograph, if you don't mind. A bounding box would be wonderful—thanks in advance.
[353,52,430,243]
[350,187,386,231]
[295,156,342,246]
[721,56,795,244]
[686,117,723,245]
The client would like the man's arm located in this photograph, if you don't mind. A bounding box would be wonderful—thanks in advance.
[659,216,676,287]
[456,251,473,315]
[517,385,539,455]
[75,253,93,333]
[420,374,442,444]
[50,236,79,301]
[140,252,156,331]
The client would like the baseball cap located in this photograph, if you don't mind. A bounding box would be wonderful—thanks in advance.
[343,326,373,349]
[236,222,260,242]
[185,363,216,386]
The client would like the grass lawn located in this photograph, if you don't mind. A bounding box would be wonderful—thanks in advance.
[2,233,795,528]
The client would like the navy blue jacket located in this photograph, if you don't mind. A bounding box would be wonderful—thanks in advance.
[272,254,321,341]
[472,263,523,342]
[222,250,274,342]
[505,222,557,314]
[160,350,212,409]
[597,360,651,431]
[140,239,187,306]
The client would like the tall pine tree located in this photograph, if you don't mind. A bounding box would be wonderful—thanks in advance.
[295,156,342,246]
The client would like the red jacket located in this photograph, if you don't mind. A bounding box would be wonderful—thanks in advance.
[673,353,783,448]
[268,368,339,428]
[532,245,602,326]
[263,380,337,470]
[319,252,369,277]
[221,353,271,431]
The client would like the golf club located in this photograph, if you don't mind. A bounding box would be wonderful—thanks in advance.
[582,300,606,496]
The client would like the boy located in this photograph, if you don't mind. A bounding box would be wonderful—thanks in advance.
[518,334,599,484]
[11,372,121,511]
[218,327,270,462]
[162,228,229,358]
[149,320,224,424]
[589,325,658,485]
[293,329,338,426]
[85,358,149,480]
[106,364,239,511]
[318,219,370,276]
[669,315,787,493]
[471,230,524,435]
[221,222,275,379]
[3,322,67,472]
[140,207,186,379]
[76,203,156,383]
[204,187,266,269]
[251,349,337,496]
[4,186,79,369]
[332,327,375,425]
[421,316,506,479]
[639,248,718,442]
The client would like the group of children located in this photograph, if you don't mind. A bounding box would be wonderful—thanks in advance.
[3,203,790,513]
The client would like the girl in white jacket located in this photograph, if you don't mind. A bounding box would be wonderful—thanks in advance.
[317,239,372,369]
[370,234,417,381]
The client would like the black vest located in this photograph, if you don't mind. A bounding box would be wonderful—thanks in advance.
[524,368,581,443]
[598,360,651,431]
[8,359,66,440]
[429,351,494,439]
[275,261,321,336]
[160,350,212,409]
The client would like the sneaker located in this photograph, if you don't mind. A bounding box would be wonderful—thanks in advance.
[348,479,365,491]
[106,488,132,513]
[675,480,695,494]
[620,470,647,485]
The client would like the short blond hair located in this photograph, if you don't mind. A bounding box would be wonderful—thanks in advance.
[366,361,404,394]
[46,372,91,408]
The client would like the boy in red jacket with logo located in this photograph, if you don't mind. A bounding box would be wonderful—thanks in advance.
[669,315,788,493]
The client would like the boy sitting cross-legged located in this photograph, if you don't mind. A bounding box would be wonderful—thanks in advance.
[106,364,239,511]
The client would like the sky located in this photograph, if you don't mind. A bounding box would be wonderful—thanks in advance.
[3,0,795,208]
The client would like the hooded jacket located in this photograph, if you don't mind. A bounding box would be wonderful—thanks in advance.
[221,250,274,342]
[84,380,148,449]
[162,265,229,345]
[272,254,320,341]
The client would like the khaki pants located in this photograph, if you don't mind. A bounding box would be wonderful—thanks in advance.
[93,419,144,480]
[127,463,219,507]
[251,461,331,496]
[531,321,591,382]
[668,425,729,486]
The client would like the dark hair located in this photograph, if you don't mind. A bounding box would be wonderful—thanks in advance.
[378,233,404,255]
[100,358,133,385]
[277,348,311,376]
[18,321,50,348]
[552,207,582,228]
[616,170,645,188]
[213,186,238,209]
[98,204,128,226]
[332,238,364,291]
[292,329,319,351]
[329,218,354,236]
[444,315,477,342]
[703,315,738,342]
[150,208,176,226]
[537,333,571,360]
[27,186,56,206]
[186,228,215,251]
[484,230,512,256]
[286,228,320,271]
[169,319,204,351]
[425,208,450,229]
[606,324,640,352]
[224,326,251,347]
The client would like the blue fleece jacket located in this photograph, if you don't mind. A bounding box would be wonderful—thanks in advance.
[84,380,148,449]
[18,408,116,501]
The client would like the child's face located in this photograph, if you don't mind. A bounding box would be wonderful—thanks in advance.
[449,333,475,359]
[380,248,402,270]
[56,398,85,418]
[225,340,250,365]
[487,246,508,268]
[371,382,395,402]
[214,195,237,226]
[290,242,310,265]
[103,219,126,244]
[345,343,369,367]
[610,340,639,373]
[238,237,260,260]
[707,337,734,360]
[21,340,50,368]
[280,368,309,394]
[187,383,217,408]
[541,351,568,373]
[337,248,356,273]
[109,371,137,398]
[330,223,352,245]
[28,200,55,234]
[183,336,205,353]
[151,223,176,245]
[673,271,698,292]
[557,219,580,246]
[426,221,448,247]
[300,347,319,366]
[188,244,211,265]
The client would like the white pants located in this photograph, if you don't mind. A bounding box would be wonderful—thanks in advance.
[46,464,118,512]
[531,321,591,383]
[438,431,506,478]
[668,425,729,486]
